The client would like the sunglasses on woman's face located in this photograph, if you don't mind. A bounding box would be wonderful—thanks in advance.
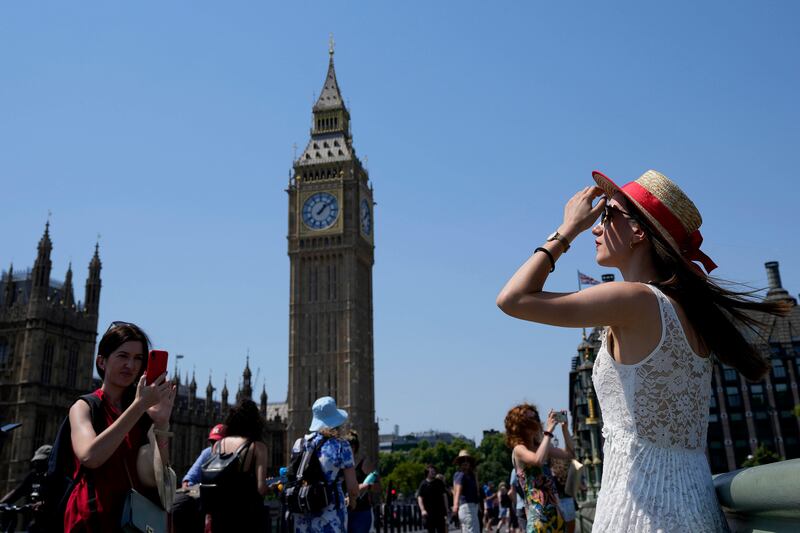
[601,203,638,226]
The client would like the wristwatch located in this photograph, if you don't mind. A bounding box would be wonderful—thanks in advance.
[546,231,571,252]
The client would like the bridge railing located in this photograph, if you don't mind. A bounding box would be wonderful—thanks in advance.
[714,458,800,533]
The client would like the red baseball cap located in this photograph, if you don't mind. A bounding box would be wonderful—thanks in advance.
[208,424,226,441]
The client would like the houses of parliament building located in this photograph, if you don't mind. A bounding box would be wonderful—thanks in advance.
[0,45,379,494]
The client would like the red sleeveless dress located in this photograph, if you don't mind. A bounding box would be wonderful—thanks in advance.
[63,389,152,533]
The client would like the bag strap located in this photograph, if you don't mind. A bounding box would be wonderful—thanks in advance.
[296,435,329,481]
[77,394,105,517]
[77,393,106,533]
[214,438,252,458]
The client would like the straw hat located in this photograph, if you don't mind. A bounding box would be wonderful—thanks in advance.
[453,449,477,465]
[592,169,717,274]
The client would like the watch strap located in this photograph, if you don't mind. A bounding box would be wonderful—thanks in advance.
[548,231,571,252]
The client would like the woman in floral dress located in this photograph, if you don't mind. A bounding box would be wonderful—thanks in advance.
[292,396,359,533]
[505,403,574,533]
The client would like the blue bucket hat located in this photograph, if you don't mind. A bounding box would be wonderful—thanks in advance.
[309,396,348,432]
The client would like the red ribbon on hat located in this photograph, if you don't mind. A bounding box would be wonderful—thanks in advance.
[622,182,718,274]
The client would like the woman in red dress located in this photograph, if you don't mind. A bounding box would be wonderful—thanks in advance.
[64,322,175,532]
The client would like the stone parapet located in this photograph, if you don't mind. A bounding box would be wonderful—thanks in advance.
[715,459,800,532]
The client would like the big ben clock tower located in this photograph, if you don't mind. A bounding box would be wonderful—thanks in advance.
[287,41,378,463]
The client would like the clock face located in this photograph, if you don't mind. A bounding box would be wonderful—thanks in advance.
[302,192,339,230]
[360,198,372,236]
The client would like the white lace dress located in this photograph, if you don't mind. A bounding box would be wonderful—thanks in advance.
[591,284,729,532]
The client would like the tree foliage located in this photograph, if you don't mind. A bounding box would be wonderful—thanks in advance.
[740,443,783,468]
[378,433,513,498]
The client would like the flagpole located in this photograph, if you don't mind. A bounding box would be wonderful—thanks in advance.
[577,270,586,340]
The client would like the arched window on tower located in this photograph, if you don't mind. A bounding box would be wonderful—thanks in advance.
[0,338,8,370]
[306,317,312,354]
[41,340,54,384]
[311,265,319,302]
[331,262,338,300]
[34,414,47,449]
[67,343,79,388]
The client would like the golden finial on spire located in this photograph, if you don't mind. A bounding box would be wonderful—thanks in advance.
[329,33,335,57]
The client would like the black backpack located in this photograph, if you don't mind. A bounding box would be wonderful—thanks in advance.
[199,439,252,513]
[284,435,337,514]
[39,393,105,533]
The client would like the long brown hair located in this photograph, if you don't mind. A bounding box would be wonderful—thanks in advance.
[626,200,791,381]
[504,403,541,449]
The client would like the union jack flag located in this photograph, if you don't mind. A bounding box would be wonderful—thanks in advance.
[578,271,601,287]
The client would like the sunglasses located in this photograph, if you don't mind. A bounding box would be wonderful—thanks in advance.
[105,321,138,333]
[601,203,639,226]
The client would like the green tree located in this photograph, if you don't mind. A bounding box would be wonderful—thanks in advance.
[384,461,427,497]
[476,432,512,487]
[378,438,480,495]
[740,443,782,468]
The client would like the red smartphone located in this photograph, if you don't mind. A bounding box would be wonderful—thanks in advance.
[146,350,168,385]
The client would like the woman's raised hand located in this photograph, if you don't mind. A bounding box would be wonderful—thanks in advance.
[146,375,176,428]
[546,410,559,433]
[135,373,174,419]
[562,186,606,237]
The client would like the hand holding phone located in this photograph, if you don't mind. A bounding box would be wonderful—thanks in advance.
[554,411,568,424]
[146,350,169,385]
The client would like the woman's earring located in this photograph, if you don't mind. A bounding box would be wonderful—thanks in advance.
[629,241,635,249]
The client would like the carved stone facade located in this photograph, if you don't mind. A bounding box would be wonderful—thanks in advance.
[168,359,287,479]
[0,224,101,495]
[286,46,379,465]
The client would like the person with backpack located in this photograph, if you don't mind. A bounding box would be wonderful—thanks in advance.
[289,396,358,533]
[200,399,269,532]
[182,424,226,488]
[63,322,176,532]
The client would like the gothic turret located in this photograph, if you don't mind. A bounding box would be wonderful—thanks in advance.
[3,264,14,308]
[31,222,53,302]
[221,378,229,416]
[62,263,75,308]
[297,38,355,168]
[241,356,253,401]
[311,41,351,136]
[260,384,268,418]
[84,242,101,315]
[188,371,197,410]
[206,373,215,415]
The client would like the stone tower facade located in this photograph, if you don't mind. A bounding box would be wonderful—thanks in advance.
[286,45,378,464]
[0,224,101,494]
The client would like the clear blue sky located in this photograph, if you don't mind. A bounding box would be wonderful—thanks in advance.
[2,2,798,443]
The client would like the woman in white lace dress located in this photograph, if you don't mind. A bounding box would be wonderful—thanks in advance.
[496,170,788,532]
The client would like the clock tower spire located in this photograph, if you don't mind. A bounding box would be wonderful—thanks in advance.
[287,43,377,464]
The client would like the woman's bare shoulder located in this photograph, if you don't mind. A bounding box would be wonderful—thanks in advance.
[69,398,91,420]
